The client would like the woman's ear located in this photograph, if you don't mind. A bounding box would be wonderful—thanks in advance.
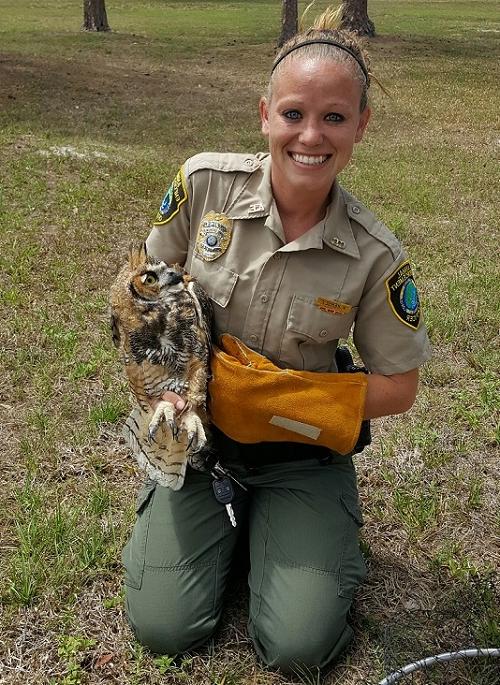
[355,106,371,143]
[259,97,270,136]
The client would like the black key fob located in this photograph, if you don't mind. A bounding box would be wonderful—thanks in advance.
[212,477,235,505]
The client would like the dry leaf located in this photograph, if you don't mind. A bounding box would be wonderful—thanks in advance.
[95,653,114,668]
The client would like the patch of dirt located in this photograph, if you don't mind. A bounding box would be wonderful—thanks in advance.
[0,48,268,149]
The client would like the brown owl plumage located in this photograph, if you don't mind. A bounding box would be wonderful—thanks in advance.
[110,242,213,489]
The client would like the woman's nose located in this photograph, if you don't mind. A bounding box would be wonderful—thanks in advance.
[298,122,323,146]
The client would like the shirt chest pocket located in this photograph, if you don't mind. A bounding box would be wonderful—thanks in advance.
[279,295,357,371]
[189,256,238,336]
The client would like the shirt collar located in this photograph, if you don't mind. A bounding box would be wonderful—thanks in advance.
[226,153,272,220]
[227,156,360,259]
[322,183,360,259]
[280,184,361,257]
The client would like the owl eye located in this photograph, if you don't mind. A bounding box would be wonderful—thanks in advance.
[141,272,158,285]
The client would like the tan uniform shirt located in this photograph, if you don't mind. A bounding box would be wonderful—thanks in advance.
[146,152,432,375]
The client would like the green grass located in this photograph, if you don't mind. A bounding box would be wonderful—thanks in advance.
[4,477,122,607]
[1,1,499,684]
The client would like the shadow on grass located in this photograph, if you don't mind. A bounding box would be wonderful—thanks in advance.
[371,32,500,61]
[0,46,264,150]
[1,30,498,146]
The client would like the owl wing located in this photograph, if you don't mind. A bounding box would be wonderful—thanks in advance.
[188,279,214,347]
[110,308,121,349]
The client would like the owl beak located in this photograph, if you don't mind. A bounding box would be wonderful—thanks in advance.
[168,272,184,286]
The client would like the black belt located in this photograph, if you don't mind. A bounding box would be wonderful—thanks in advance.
[212,427,342,467]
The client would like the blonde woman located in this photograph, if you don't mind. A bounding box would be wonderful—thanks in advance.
[123,8,431,675]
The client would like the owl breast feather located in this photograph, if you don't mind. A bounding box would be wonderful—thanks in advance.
[128,309,198,374]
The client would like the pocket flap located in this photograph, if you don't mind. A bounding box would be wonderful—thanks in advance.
[191,258,238,308]
[135,479,157,513]
[341,492,364,527]
[288,295,357,341]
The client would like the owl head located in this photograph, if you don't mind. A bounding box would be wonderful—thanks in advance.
[126,242,190,303]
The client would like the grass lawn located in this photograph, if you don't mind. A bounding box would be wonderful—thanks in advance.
[0,1,499,683]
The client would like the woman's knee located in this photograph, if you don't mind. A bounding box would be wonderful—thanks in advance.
[125,582,217,655]
[130,615,215,656]
[249,596,354,673]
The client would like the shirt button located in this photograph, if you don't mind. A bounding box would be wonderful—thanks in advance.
[249,334,258,343]
[261,294,269,303]
[319,329,328,338]
[244,158,254,166]
[351,205,361,214]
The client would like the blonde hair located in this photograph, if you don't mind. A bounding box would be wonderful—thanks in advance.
[269,5,372,112]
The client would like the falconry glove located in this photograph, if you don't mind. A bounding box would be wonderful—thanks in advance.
[209,334,368,456]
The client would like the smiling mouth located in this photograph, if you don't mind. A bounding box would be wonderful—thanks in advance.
[289,153,331,166]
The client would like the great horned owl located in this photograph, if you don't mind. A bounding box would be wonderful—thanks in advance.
[110,242,213,489]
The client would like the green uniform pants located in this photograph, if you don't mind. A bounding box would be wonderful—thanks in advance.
[123,449,366,674]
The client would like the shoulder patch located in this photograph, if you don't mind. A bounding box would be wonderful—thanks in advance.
[385,260,421,330]
[153,168,188,225]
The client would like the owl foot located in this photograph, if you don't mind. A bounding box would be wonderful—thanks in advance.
[148,400,177,442]
[177,409,207,454]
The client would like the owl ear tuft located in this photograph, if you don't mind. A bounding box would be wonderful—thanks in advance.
[128,241,148,269]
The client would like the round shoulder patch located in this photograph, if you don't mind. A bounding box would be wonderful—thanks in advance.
[385,260,421,330]
[153,168,188,225]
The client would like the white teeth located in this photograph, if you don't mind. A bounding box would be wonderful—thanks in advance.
[291,153,328,165]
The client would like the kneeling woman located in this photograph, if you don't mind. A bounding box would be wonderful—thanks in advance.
[122,6,431,675]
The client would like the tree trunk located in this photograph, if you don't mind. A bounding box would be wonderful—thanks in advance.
[82,0,110,32]
[278,0,298,47]
[341,0,375,37]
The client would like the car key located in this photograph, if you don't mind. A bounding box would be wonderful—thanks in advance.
[211,461,248,491]
[212,477,237,527]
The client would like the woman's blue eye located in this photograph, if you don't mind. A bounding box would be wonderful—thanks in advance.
[326,112,344,122]
[283,110,301,120]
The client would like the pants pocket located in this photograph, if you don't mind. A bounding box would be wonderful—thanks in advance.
[338,492,367,599]
[122,480,157,590]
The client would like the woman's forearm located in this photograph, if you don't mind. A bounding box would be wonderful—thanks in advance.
[364,368,419,420]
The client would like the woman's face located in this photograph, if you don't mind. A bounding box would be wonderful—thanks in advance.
[260,57,370,199]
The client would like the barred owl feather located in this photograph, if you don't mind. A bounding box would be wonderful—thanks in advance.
[110,242,213,489]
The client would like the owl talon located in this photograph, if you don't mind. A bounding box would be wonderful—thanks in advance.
[188,434,206,453]
[177,409,207,454]
[169,421,179,441]
[148,400,177,442]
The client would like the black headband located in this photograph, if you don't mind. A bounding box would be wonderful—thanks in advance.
[271,39,369,82]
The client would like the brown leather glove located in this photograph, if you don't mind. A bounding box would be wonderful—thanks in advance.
[209,334,368,455]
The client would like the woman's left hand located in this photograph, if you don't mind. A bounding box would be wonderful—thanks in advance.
[148,391,186,413]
